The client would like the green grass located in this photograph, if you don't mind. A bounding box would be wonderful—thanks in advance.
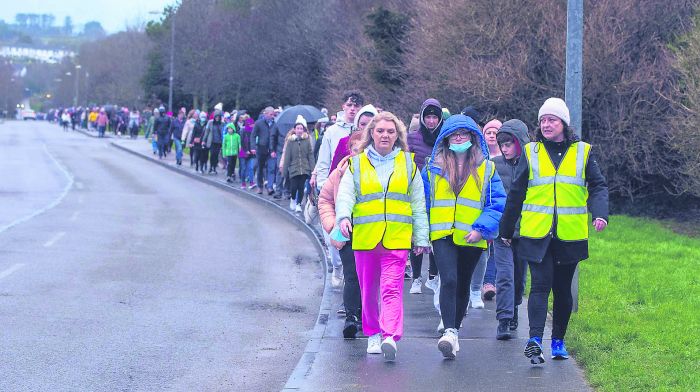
[568,215,699,391]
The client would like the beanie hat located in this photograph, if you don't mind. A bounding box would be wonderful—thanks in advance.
[422,105,441,119]
[353,104,378,130]
[538,97,570,126]
[460,106,482,126]
[295,114,307,129]
[214,102,223,111]
[483,119,503,132]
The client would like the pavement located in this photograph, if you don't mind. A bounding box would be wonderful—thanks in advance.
[0,121,323,391]
[106,131,593,392]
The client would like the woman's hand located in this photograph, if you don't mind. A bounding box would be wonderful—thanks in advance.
[330,239,346,250]
[465,230,483,244]
[339,218,353,238]
[413,246,432,255]
[593,218,607,232]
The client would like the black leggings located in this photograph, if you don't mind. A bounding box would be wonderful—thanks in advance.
[410,251,438,280]
[432,237,483,330]
[289,174,308,204]
[527,244,578,340]
[209,143,222,170]
[339,238,361,320]
[226,156,238,178]
[194,146,208,170]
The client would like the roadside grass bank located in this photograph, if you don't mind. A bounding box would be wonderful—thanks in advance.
[569,215,699,391]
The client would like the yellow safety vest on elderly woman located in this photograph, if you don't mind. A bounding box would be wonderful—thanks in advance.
[520,141,591,241]
[429,160,494,249]
[350,151,416,250]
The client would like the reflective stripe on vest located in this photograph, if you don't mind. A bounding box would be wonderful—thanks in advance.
[520,141,590,241]
[350,151,416,250]
[428,160,492,249]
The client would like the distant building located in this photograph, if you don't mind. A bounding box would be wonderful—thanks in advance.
[0,45,74,63]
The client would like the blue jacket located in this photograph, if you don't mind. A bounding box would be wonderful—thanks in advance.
[421,114,506,240]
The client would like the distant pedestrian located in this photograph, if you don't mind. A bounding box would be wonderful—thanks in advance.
[171,109,186,165]
[251,107,276,194]
[181,110,196,166]
[187,111,209,173]
[96,109,108,138]
[282,115,315,212]
[223,123,241,182]
[204,111,224,174]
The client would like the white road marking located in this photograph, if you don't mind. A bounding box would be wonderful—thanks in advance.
[43,231,66,247]
[0,263,25,280]
[0,144,74,234]
[70,211,80,221]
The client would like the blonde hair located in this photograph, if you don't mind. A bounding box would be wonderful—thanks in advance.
[357,111,409,153]
[436,130,485,195]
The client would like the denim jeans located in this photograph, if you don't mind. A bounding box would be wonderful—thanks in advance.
[239,157,256,184]
[173,139,183,163]
[266,156,278,191]
[470,250,488,292]
[483,246,496,285]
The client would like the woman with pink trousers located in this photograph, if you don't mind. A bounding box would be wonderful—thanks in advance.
[335,111,430,361]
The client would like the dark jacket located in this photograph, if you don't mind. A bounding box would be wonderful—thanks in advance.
[154,116,172,137]
[499,137,609,263]
[282,132,315,178]
[203,119,224,147]
[189,121,206,147]
[269,122,287,156]
[492,119,531,238]
[251,118,274,155]
[239,118,255,158]
[407,98,443,170]
[171,117,186,140]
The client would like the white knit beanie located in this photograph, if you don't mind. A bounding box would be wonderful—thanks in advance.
[538,98,570,126]
[295,114,307,129]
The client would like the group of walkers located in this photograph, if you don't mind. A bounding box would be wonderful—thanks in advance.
[57,89,609,365]
[309,91,608,364]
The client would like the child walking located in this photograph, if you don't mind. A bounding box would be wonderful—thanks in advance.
[223,123,241,183]
[282,115,315,212]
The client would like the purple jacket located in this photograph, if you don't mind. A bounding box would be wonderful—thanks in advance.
[407,98,443,170]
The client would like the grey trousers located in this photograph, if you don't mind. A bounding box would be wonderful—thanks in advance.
[469,250,488,292]
[493,238,515,320]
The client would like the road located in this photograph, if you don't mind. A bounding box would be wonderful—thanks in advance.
[0,121,323,391]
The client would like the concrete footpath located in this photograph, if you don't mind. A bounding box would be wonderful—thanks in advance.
[104,135,591,392]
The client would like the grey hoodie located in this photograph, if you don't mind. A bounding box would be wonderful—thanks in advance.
[492,119,530,195]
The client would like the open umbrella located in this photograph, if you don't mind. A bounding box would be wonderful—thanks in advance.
[275,105,324,133]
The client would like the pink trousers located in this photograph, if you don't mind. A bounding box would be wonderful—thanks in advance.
[354,244,409,341]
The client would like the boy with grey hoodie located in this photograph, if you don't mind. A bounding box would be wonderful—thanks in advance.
[492,119,530,340]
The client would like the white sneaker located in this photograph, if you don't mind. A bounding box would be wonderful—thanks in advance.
[438,328,458,359]
[425,276,439,292]
[331,268,344,288]
[295,203,302,212]
[436,319,445,334]
[409,278,422,294]
[470,290,485,309]
[289,199,295,210]
[381,336,397,361]
[367,333,382,354]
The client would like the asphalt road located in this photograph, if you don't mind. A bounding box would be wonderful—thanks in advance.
[0,121,324,391]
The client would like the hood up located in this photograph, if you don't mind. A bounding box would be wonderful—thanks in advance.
[425,114,488,176]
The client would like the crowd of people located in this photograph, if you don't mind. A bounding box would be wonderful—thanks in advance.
[54,90,609,365]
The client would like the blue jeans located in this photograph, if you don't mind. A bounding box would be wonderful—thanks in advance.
[151,139,158,154]
[173,139,183,163]
[470,250,488,292]
[483,247,496,285]
[239,157,256,184]
[266,156,278,191]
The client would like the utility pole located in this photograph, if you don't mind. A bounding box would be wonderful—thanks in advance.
[74,64,81,107]
[565,0,583,312]
[168,14,175,112]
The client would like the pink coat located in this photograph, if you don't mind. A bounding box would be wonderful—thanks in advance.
[318,155,351,248]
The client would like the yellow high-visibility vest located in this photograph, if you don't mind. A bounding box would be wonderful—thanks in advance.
[428,160,493,249]
[520,141,591,241]
[350,151,416,250]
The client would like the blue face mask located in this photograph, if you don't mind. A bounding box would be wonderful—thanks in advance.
[449,141,472,153]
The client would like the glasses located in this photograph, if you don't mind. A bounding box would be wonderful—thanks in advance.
[450,131,471,140]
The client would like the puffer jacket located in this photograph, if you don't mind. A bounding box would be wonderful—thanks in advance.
[282,131,315,178]
[318,155,350,234]
[407,98,444,170]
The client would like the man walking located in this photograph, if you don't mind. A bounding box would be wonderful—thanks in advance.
[251,107,276,194]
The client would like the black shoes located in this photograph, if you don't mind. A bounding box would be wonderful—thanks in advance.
[509,307,519,331]
[343,315,360,339]
[496,319,512,340]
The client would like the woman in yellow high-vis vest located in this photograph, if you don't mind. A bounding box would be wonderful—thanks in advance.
[334,111,430,362]
[423,114,507,359]
[500,98,609,365]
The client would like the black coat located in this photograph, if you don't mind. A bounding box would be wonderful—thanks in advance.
[499,138,609,263]
[154,116,172,138]
[251,118,274,155]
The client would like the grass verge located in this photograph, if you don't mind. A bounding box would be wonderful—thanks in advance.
[569,215,699,391]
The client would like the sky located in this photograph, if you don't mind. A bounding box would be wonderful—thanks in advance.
[0,0,177,33]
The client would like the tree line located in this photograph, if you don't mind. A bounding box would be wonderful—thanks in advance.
[73,0,700,214]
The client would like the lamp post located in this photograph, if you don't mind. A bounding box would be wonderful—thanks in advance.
[74,64,81,107]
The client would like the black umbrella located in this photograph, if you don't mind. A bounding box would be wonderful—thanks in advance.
[275,105,324,132]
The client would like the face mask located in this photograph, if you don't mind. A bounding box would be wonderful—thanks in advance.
[449,141,472,153]
[189,119,196,124]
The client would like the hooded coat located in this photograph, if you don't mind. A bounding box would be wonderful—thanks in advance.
[407,98,444,171]
[282,131,315,178]
[421,114,506,240]
[238,118,255,158]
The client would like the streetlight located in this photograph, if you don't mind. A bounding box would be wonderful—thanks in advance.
[74,64,81,107]
[149,9,175,112]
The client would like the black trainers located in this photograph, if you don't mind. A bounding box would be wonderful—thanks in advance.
[524,337,545,365]
[496,319,512,340]
[343,315,359,339]
[509,307,519,331]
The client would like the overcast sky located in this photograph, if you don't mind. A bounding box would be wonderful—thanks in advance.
[0,0,177,33]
